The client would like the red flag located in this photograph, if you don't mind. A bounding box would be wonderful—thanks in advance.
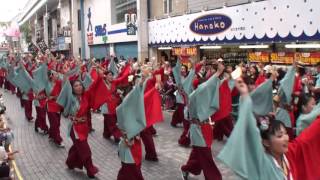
[90,68,99,81]
[144,87,163,127]
[113,64,131,87]
[255,74,266,87]
[89,77,109,110]
[211,80,232,122]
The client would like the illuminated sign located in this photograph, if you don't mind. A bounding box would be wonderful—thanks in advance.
[190,14,232,35]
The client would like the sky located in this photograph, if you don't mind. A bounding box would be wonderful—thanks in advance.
[0,0,29,22]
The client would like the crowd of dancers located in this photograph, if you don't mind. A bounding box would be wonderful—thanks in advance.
[0,50,320,180]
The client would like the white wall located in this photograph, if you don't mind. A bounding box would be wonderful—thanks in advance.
[83,0,138,58]
[71,0,81,58]
[60,0,70,27]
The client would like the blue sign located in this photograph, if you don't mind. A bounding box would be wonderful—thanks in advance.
[57,37,65,44]
[190,14,232,35]
[95,24,107,37]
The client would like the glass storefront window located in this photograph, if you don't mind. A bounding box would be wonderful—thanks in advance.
[112,0,137,24]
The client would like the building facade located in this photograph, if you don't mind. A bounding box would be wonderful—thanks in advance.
[148,0,320,65]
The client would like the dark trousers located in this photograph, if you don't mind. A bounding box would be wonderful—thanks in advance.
[140,127,158,160]
[24,100,33,121]
[0,77,4,88]
[66,129,98,177]
[117,163,144,180]
[181,146,222,180]
[171,103,185,126]
[35,106,48,131]
[47,112,63,144]
[87,111,92,130]
[178,119,190,146]
[103,114,122,140]
[213,115,234,141]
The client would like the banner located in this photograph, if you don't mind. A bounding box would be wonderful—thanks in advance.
[296,52,320,65]
[270,52,294,64]
[248,52,269,63]
[28,42,39,55]
[36,39,49,53]
[172,47,197,56]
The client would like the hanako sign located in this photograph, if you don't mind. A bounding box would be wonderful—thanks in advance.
[190,14,232,35]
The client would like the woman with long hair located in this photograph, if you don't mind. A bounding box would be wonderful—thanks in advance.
[57,69,105,178]
[218,77,320,179]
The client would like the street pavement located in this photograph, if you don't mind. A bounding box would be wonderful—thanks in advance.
[2,89,238,180]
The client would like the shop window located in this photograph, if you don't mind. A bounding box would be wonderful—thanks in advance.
[111,0,137,24]
[163,0,173,15]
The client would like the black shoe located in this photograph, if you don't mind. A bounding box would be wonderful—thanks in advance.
[145,156,159,162]
[180,168,189,180]
[34,126,39,133]
[114,138,120,144]
[87,174,95,179]
[43,130,49,135]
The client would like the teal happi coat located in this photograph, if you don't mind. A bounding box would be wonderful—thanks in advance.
[32,63,49,93]
[188,74,220,122]
[315,74,320,88]
[108,58,118,78]
[172,60,195,104]
[218,95,287,180]
[276,66,296,127]
[250,79,273,116]
[116,80,148,139]
[187,74,220,147]
[9,65,34,94]
[296,102,320,136]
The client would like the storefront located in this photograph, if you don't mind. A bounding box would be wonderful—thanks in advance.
[148,0,320,65]
[84,0,138,59]
[114,42,137,59]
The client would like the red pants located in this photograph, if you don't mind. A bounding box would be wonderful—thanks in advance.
[66,129,98,177]
[140,127,158,160]
[87,111,92,130]
[181,146,222,180]
[47,112,63,144]
[0,77,4,88]
[35,106,48,131]
[103,114,122,140]
[178,119,190,146]
[24,100,33,121]
[171,103,185,126]
[117,163,144,180]
[149,125,157,135]
[213,115,234,141]
[5,81,15,94]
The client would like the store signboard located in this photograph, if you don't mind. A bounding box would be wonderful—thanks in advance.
[149,0,319,45]
[65,37,72,44]
[190,14,232,35]
[271,52,294,64]
[296,52,320,65]
[28,42,39,55]
[248,52,269,63]
[36,39,49,53]
[172,47,197,56]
